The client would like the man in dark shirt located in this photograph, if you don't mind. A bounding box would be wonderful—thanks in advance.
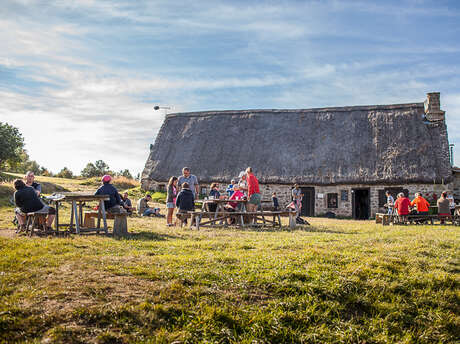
[14,179,55,229]
[94,175,126,214]
[121,192,133,215]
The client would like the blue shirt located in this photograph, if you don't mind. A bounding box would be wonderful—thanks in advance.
[226,184,234,197]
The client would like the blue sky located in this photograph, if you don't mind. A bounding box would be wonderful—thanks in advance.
[0,0,459,175]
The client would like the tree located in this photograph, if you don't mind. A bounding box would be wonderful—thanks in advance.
[117,169,133,179]
[94,160,110,175]
[0,122,24,169]
[56,167,73,179]
[81,162,99,178]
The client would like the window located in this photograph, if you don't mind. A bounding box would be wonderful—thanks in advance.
[200,186,208,195]
[158,184,165,192]
[327,193,338,208]
[340,190,348,201]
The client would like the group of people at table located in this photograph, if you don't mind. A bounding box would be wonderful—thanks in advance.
[164,166,262,226]
[386,190,456,223]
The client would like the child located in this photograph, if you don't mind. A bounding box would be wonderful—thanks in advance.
[272,192,279,211]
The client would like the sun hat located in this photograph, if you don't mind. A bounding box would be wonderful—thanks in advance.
[102,175,112,183]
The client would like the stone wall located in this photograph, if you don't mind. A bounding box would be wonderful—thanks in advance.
[453,170,460,200]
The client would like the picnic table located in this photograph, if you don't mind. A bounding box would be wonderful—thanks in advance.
[180,198,297,229]
[46,192,110,234]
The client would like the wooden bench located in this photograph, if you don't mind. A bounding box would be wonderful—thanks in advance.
[179,210,297,230]
[84,211,129,236]
[388,214,459,226]
[375,213,391,226]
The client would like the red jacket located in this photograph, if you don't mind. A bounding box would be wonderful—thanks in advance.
[394,197,411,215]
[247,173,260,197]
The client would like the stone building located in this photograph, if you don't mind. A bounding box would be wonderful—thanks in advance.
[141,92,454,219]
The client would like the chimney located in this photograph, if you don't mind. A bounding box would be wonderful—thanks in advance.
[424,92,445,121]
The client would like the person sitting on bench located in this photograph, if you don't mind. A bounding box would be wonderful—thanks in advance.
[224,184,244,224]
[121,192,133,215]
[410,193,430,215]
[437,191,451,224]
[394,192,410,223]
[25,171,42,196]
[176,182,195,224]
[95,175,126,214]
[14,179,55,230]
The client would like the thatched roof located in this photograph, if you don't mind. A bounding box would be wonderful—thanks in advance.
[142,102,452,186]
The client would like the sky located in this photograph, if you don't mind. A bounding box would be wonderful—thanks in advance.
[1,0,459,176]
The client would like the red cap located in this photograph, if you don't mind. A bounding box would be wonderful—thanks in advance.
[102,175,112,183]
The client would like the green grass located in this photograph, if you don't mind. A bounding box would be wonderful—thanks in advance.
[0,176,458,343]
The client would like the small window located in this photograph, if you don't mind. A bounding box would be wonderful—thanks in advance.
[200,186,208,195]
[158,184,165,192]
[340,190,348,201]
[327,193,338,208]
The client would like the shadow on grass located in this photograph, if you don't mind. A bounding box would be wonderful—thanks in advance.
[241,225,357,234]
[123,231,182,241]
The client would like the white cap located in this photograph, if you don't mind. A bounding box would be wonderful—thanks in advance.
[238,171,245,178]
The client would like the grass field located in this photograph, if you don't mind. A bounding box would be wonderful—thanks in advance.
[0,174,458,343]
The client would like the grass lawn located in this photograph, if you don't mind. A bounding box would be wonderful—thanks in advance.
[0,175,458,343]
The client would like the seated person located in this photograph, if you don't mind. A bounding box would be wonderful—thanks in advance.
[225,185,244,211]
[207,182,221,212]
[121,192,133,215]
[226,179,236,197]
[95,175,126,214]
[14,179,55,230]
[394,192,410,223]
[437,191,451,224]
[137,194,161,217]
[410,193,430,215]
[25,171,41,195]
[176,182,195,213]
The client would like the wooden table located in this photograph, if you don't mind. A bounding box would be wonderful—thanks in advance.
[47,193,110,234]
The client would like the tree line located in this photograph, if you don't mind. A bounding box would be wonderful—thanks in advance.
[0,121,137,179]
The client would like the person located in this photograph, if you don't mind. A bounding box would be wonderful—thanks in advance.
[410,193,430,215]
[246,167,261,215]
[176,182,195,213]
[207,182,221,212]
[385,191,394,215]
[437,191,451,224]
[447,192,455,215]
[120,192,133,215]
[238,171,248,195]
[95,175,126,214]
[226,179,236,197]
[137,194,160,217]
[178,167,199,199]
[25,171,42,196]
[291,184,303,216]
[166,176,178,226]
[272,192,279,211]
[224,184,244,224]
[394,192,410,223]
[14,179,55,230]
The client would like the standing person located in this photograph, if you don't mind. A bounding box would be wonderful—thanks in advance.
[25,171,41,196]
[14,179,56,230]
[385,191,395,215]
[394,192,410,223]
[447,192,455,215]
[120,192,133,215]
[272,192,279,211]
[246,167,261,215]
[410,192,430,215]
[166,176,178,226]
[95,175,125,214]
[226,179,236,197]
[291,184,303,216]
[178,167,199,199]
[437,191,451,224]
[238,172,248,195]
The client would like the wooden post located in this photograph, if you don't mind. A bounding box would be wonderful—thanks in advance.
[113,214,128,237]
[73,201,80,234]
[100,200,108,234]
[289,212,295,229]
